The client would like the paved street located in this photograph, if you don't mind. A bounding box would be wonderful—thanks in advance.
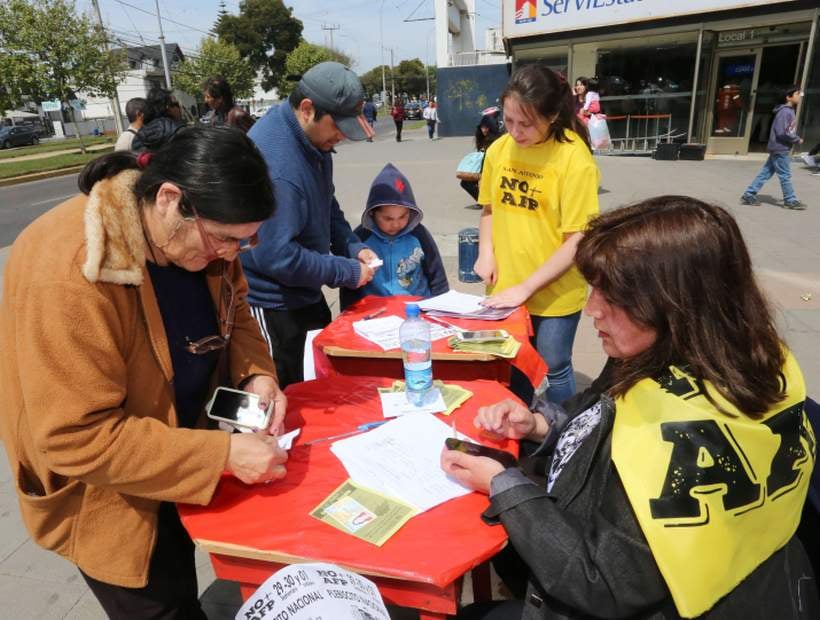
[0,120,818,618]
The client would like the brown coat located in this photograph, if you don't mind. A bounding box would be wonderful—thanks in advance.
[0,170,277,587]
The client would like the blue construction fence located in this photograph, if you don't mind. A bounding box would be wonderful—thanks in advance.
[435,63,511,138]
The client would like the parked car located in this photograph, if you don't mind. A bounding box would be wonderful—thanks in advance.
[404,102,422,120]
[0,125,39,149]
[252,106,272,119]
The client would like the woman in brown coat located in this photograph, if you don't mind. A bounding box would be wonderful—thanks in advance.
[0,127,287,617]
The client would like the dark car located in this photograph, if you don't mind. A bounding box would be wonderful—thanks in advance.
[404,102,422,120]
[0,125,39,149]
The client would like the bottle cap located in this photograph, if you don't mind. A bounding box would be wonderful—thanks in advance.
[406,304,420,318]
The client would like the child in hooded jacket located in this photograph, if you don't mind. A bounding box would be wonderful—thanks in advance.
[341,163,449,309]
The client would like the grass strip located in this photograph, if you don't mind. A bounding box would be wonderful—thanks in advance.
[0,136,114,160]
[0,148,113,179]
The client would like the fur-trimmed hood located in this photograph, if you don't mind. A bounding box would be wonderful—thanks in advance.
[81,169,146,286]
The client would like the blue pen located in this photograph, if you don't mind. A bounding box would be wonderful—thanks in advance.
[301,420,389,446]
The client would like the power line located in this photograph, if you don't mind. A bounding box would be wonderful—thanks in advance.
[108,0,213,36]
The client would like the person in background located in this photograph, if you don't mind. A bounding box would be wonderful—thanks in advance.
[476,64,599,404]
[423,101,440,140]
[341,163,449,309]
[132,87,185,151]
[0,127,288,618]
[445,196,817,620]
[391,100,405,142]
[202,75,243,128]
[114,97,146,152]
[741,85,805,210]
[574,76,600,124]
[460,112,505,202]
[241,61,377,388]
[363,98,377,142]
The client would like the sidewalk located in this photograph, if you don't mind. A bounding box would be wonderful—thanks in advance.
[0,122,818,619]
[0,141,112,163]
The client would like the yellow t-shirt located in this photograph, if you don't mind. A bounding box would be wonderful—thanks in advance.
[478,132,600,317]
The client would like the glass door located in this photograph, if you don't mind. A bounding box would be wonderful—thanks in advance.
[707,50,761,154]
[748,44,802,152]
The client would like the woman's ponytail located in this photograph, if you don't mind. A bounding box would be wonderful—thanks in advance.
[78,151,140,194]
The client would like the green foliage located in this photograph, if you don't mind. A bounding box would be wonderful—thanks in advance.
[215,0,303,92]
[359,60,436,102]
[174,38,255,101]
[278,41,352,98]
[0,0,126,111]
[359,65,390,99]
[0,147,113,179]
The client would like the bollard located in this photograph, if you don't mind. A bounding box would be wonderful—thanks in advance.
[458,227,482,283]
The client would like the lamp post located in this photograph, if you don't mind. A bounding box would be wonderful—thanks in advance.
[380,0,387,105]
[425,28,434,102]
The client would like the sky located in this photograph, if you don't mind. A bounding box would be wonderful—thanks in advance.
[87,0,504,74]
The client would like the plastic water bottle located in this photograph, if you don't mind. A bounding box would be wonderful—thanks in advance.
[400,304,433,406]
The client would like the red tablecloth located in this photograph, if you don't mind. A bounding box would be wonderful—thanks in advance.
[313,295,547,387]
[178,376,521,589]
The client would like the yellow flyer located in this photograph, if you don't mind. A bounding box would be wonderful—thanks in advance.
[310,479,418,546]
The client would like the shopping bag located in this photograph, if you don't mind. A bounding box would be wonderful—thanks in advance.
[456,151,484,181]
[588,114,611,150]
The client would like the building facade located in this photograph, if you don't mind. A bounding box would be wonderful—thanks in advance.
[503,0,820,155]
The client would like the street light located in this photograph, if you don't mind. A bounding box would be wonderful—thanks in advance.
[425,28,435,102]
[380,0,387,105]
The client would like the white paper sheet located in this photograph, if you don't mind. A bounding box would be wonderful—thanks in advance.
[415,290,486,315]
[353,315,454,350]
[330,414,473,512]
[277,427,301,450]
[379,388,447,417]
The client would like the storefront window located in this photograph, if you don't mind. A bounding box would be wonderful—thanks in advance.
[581,33,699,145]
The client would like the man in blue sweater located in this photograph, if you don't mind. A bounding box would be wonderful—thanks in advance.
[741,85,805,210]
[241,62,378,387]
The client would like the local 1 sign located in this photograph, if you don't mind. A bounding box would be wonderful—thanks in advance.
[505,0,796,38]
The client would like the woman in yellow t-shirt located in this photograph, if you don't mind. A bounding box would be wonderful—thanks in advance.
[475,64,600,404]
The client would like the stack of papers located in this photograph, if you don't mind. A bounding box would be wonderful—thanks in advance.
[352,315,456,351]
[416,291,517,321]
[448,335,521,359]
[330,414,474,512]
[378,380,472,416]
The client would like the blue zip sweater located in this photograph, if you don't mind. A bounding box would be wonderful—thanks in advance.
[240,103,366,309]
[341,163,448,309]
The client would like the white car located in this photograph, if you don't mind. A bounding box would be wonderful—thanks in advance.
[252,106,271,119]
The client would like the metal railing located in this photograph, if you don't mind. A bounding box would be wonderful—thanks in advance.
[594,114,686,155]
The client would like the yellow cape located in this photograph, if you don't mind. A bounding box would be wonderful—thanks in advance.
[612,350,815,617]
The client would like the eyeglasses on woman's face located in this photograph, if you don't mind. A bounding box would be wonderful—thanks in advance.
[184,202,259,260]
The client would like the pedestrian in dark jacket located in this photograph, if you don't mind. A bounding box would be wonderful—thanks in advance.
[363,99,377,142]
[741,85,805,210]
[132,87,185,151]
[341,163,449,309]
[444,196,818,619]
[240,62,377,388]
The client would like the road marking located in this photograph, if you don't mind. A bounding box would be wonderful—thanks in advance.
[29,193,74,207]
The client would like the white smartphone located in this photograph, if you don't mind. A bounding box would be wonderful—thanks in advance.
[206,387,272,430]
[455,329,510,343]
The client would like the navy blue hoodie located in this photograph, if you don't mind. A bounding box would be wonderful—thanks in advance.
[241,103,366,310]
[341,163,448,309]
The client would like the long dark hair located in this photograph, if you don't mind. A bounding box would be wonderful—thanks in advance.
[203,75,235,112]
[78,126,275,224]
[576,196,785,417]
[502,64,590,149]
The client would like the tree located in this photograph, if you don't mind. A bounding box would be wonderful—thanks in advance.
[278,41,352,98]
[174,38,255,102]
[394,59,427,99]
[359,65,390,99]
[0,0,126,150]
[215,0,303,92]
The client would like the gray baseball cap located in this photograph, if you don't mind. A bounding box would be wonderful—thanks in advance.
[299,62,371,141]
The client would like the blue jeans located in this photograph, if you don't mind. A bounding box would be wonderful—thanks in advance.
[745,152,797,203]
[531,311,582,405]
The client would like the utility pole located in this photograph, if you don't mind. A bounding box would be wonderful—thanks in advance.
[154,0,173,90]
[379,0,387,106]
[390,47,396,104]
[90,0,125,134]
[321,23,340,51]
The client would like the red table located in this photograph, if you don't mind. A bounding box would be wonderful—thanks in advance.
[313,295,547,388]
[178,376,522,619]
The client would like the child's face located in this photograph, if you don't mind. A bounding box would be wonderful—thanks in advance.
[787,90,803,107]
[373,205,411,236]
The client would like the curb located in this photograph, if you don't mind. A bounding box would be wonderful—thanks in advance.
[0,165,85,187]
